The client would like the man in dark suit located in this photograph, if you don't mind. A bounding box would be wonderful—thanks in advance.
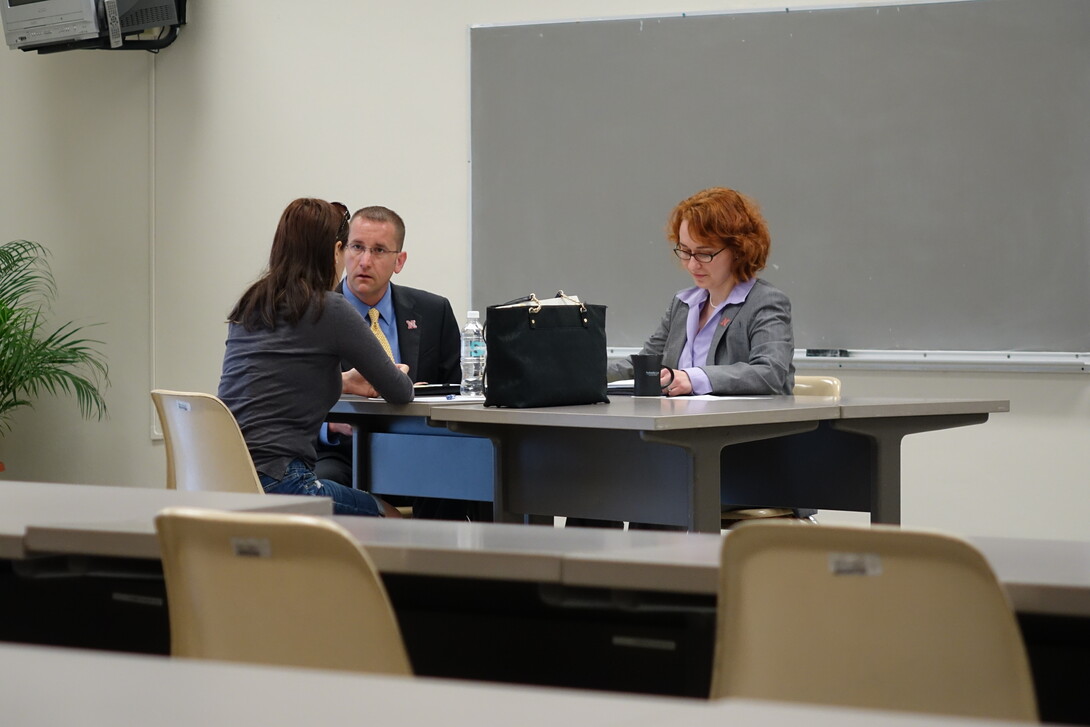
[316,205,485,520]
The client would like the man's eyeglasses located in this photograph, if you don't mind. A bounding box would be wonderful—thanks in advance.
[346,242,398,258]
[673,245,729,263]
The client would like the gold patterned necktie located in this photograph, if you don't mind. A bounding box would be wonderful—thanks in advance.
[368,308,395,361]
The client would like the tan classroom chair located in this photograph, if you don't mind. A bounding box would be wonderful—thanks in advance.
[791,374,842,398]
[155,507,412,675]
[710,520,1037,722]
[151,389,263,494]
[721,375,842,528]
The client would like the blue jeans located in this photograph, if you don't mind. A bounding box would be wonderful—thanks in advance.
[259,459,384,517]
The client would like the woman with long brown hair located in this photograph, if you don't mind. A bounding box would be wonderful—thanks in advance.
[218,197,413,516]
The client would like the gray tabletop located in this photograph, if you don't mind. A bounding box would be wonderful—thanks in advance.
[1,480,330,559]
[429,395,841,430]
[1,640,1025,727]
[20,509,1087,617]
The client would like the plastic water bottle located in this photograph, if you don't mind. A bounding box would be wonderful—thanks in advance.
[460,311,486,397]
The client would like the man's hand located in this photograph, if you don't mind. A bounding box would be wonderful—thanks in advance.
[328,422,354,438]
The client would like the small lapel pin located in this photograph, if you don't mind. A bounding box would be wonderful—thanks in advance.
[720,317,731,327]
[406,320,418,330]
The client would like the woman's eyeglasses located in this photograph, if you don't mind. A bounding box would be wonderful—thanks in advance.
[673,245,729,263]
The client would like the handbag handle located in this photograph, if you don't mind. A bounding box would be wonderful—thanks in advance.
[526,291,590,327]
[553,290,587,313]
[497,293,538,307]
[496,291,587,314]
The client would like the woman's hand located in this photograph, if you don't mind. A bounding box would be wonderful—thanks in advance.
[342,368,379,398]
[663,369,692,397]
[342,364,409,398]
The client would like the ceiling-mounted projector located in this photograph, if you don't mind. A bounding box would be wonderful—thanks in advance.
[1,0,186,53]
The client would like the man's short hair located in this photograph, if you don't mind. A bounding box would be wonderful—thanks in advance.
[352,206,406,250]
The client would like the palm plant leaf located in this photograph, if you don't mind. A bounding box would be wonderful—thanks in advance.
[0,240,109,435]
[0,240,55,310]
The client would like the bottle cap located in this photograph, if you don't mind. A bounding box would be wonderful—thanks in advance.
[467,311,480,319]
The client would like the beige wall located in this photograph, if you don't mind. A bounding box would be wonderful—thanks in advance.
[0,48,154,486]
[2,0,1087,541]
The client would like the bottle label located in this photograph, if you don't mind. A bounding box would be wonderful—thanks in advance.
[467,340,487,358]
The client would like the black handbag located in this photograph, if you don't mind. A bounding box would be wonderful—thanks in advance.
[483,292,609,408]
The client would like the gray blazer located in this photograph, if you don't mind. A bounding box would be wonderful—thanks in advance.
[609,279,795,395]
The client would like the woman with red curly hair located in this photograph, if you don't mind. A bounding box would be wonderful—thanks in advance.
[610,187,795,396]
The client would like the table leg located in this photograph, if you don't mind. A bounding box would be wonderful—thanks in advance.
[643,421,821,533]
[444,424,524,524]
[351,425,366,491]
[831,413,990,525]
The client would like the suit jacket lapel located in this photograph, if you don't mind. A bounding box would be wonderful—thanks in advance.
[706,302,741,365]
[663,300,689,368]
[390,284,421,379]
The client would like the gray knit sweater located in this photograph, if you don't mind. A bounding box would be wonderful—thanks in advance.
[218,292,414,479]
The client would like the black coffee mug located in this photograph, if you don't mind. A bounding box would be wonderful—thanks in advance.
[631,353,675,396]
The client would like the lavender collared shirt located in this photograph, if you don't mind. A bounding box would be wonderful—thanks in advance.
[676,278,756,395]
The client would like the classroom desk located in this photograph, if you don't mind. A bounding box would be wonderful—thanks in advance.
[23,516,1085,617]
[327,397,495,503]
[428,396,1007,532]
[718,396,1009,528]
[329,395,1007,532]
[553,528,1090,617]
[0,479,332,656]
[0,479,331,559]
[9,514,1090,722]
[1,642,1040,727]
[435,396,836,532]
